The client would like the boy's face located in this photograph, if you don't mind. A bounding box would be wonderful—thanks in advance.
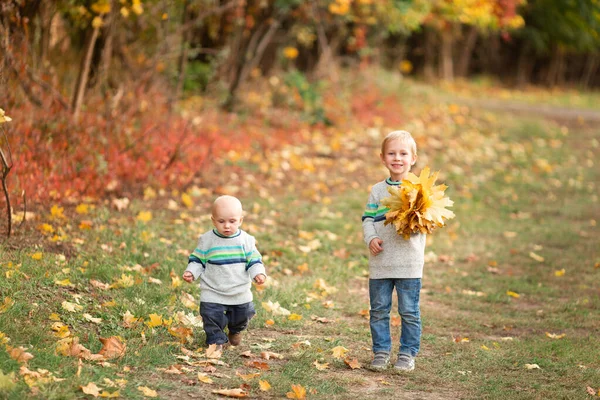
[380,139,416,181]
[211,205,243,237]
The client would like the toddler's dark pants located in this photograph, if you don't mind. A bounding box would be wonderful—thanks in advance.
[200,301,256,345]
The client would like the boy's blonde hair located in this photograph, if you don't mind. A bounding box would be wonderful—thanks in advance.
[381,130,417,156]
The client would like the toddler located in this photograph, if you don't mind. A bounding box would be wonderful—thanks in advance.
[183,195,267,349]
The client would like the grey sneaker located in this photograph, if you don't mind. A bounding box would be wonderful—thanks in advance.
[394,353,415,372]
[369,352,390,371]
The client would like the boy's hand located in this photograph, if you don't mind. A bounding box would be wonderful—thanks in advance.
[254,274,266,285]
[369,238,383,256]
[182,271,194,282]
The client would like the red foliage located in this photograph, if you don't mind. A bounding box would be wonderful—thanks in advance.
[3,75,404,209]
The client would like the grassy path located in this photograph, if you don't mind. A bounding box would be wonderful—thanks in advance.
[1,78,599,399]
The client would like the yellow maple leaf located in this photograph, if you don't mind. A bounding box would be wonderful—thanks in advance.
[136,211,152,223]
[545,332,566,339]
[236,371,260,381]
[554,269,566,277]
[76,204,89,214]
[211,388,248,398]
[259,380,271,391]
[288,313,303,321]
[81,382,102,397]
[180,292,198,309]
[31,252,43,260]
[0,370,17,391]
[331,346,348,359]
[506,291,520,298]
[146,314,163,328]
[313,360,329,370]
[0,108,12,124]
[51,322,71,338]
[137,386,157,397]
[197,372,213,384]
[54,278,74,287]
[62,301,83,312]
[286,384,307,399]
[99,390,120,398]
[0,297,14,313]
[181,193,194,208]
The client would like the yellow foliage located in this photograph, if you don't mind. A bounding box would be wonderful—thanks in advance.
[381,167,455,239]
[0,108,12,124]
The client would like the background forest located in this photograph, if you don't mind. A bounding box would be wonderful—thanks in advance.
[1,0,600,212]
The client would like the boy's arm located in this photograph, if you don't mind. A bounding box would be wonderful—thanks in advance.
[362,190,380,246]
[245,236,266,281]
[184,237,206,280]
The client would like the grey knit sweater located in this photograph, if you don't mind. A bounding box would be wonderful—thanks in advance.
[185,229,266,305]
[362,178,426,279]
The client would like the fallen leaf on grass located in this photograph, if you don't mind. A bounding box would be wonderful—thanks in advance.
[137,386,157,397]
[261,300,291,316]
[83,314,103,324]
[62,301,83,312]
[8,346,34,363]
[197,372,213,384]
[90,279,110,290]
[506,291,520,298]
[529,252,544,262]
[586,386,597,396]
[288,313,303,321]
[259,380,271,391]
[211,388,248,398]
[99,390,120,398]
[236,371,260,381]
[245,360,269,370]
[554,269,566,277]
[206,344,223,359]
[260,351,283,360]
[313,361,329,370]
[525,364,540,370]
[286,384,307,399]
[545,332,566,339]
[344,358,361,369]
[0,371,17,391]
[331,346,348,359]
[81,382,101,397]
[98,336,126,359]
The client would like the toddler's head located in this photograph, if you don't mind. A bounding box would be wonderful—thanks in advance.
[211,195,244,237]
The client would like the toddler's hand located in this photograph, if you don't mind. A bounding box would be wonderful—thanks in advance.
[254,274,266,285]
[369,238,383,256]
[182,271,194,283]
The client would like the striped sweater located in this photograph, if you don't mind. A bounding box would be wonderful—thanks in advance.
[362,178,426,279]
[185,229,266,305]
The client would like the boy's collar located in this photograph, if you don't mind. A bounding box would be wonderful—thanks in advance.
[213,229,242,238]
[385,177,402,185]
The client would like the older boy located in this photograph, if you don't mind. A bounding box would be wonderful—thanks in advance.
[362,130,426,372]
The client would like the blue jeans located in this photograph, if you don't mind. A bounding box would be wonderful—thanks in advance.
[200,302,256,345]
[369,278,421,356]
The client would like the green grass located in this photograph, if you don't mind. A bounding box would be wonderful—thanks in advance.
[1,76,599,399]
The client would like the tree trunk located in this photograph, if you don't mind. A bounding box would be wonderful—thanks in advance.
[439,26,454,81]
[580,53,599,89]
[545,46,565,87]
[174,0,190,103]
[423,26,436,81]
[99,0,117,90]
[456,25,478,77]
[72,25,100,119]
[516,41,534,87]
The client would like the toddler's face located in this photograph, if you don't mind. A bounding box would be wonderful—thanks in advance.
[211,206,243,237]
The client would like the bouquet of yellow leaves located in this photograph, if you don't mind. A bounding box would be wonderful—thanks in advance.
[381,167,455,239]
